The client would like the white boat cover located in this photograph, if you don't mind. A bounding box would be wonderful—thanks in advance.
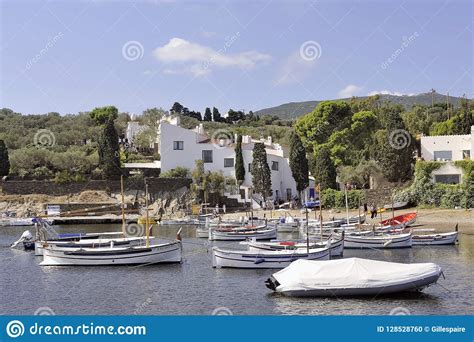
[272,258,441,292]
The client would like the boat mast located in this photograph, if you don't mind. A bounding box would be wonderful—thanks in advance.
[318,183,323,241]
[145,182,150,248]
[120,175,126,237]
[344,184,349,225]
[305,206,309,253]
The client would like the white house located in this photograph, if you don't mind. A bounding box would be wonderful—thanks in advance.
[158,115,314,202]
[420,125,473,184]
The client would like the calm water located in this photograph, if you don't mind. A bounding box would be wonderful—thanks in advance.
[1,224,473,315]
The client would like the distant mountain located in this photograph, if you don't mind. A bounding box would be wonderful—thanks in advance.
[254,92,467,120]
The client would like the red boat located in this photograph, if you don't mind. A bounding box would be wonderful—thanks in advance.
[381,212,417,229]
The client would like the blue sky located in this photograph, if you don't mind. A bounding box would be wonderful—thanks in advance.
[1,0,472,115]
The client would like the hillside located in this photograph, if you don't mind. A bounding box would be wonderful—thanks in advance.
[255,92,466,120]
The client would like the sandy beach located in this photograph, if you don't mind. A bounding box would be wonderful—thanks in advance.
[221,208,474,235]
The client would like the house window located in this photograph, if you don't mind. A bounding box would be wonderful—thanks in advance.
[173,141,184,150]
[434,174,460,184]
[462,150,471,159]
[224,158,234,167]
[202,150,213,163]
[248,163,252,172]
[286,188,292,201]
[271,161,279,171]
[433,150,452,161]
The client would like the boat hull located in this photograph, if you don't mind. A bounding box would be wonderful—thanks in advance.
[212,247,330,269]
[40,242,182,266]
[413,232,458,246]
[270,273,441,297]
[209,228,277,241]
[247,238,344,257]
[344,233,412,249]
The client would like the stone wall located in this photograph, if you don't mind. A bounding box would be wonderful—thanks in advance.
[1,178,192,196]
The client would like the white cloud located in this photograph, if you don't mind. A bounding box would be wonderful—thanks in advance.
[368,90,415,96]
[154,37,271,77]
[338,84,362,98]
[275,52,317,85]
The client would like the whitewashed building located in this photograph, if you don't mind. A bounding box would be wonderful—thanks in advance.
[420,125,473,184]
[158,115,314,202]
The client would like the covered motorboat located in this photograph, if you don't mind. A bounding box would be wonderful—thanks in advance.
[212,246,330,269]
[265,258,442,297]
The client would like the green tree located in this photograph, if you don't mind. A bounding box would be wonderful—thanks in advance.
[212,107,222,122]
[289,131,309,201]
[160,167,189,178]
[456,97,473,134]
[0,139,10,176]
[313,147,337,189]
[294,101,352,151]
[374,110,414,182]
[203,107,212,121]
[98,117,121,178]
[250,142,272,201]
[234,134,245,185]
[170,102,184,114]
[89,106,118,125]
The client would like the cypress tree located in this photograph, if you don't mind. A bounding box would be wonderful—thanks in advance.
[289,131,309,201]
[204,107,212,121]
[212,107,222,122]
[99,117,121,179]
[375,110,414,182]
[251,142,272,201]
[457,97,473,134]
[235,135,245,185]
[0,140,10,177]
[313,147,337,189]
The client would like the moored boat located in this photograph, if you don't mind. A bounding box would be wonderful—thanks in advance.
[41,240,182,266]
[245,237,344,257]
[212,246,330,269]
[209,225,277,241]
[412,231,458,246]
[380,212,417,229]
[265,258,442,297]
[343,232,412,249]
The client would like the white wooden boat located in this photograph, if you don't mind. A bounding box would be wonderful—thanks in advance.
[245,237,344,257]
[0,218,34,226]
[412,231,458,245]
[343,232,412,249]
[384,201,409,210]
[40,240,182,266]
[212,246,330,269]
[196,227,209,238]
[265,258,442,297]
[209,225,277,241]
[276,221,299,232]
[34,236,148,256]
